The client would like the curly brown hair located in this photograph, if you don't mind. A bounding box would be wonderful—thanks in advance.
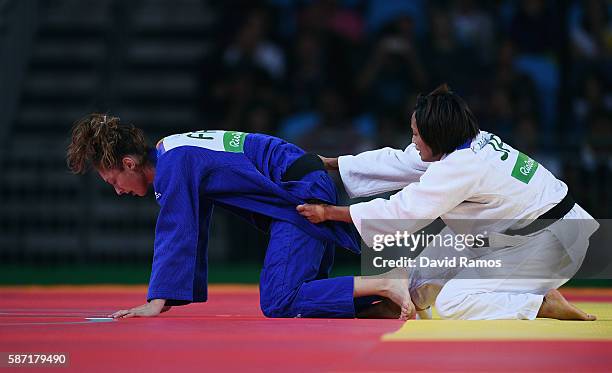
[67,113,149,174]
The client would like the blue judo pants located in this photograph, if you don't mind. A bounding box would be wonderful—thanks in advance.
[259,219,358,318]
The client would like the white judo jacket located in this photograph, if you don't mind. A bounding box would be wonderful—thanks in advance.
[338,131,597,258]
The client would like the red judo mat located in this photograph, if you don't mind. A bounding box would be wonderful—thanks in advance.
[0,285,611,372]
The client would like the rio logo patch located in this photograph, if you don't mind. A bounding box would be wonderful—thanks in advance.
[511,152,539,184]
[222,131,246,153]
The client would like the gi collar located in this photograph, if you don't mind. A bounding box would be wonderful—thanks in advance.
[440,138,475,161]
[456,138,472,150]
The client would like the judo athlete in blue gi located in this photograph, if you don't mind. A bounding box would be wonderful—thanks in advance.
[67,114,415,320]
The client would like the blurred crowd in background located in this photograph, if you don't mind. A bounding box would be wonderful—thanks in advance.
[200,0,612,217]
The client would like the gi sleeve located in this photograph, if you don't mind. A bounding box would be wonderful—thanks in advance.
[349,153,482,243]
[147,150,213,306]
[338,144,429,198]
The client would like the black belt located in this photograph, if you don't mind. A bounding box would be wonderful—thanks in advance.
[282,153,325,182]
[505,192,575,236]
[478,192,575,247]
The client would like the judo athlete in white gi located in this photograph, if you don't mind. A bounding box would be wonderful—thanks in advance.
[298,84,599,321]
[67,113,416,320]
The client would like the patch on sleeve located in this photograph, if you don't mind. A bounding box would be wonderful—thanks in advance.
[221,131,246,153]
[511,152,539,184]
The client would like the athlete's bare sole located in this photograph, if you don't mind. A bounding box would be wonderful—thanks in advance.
[537,289,596,321]
[379,268,416,320]
[357,279,438,320]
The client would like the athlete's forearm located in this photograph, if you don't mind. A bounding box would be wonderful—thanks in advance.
[323,205,352,223]
[319,156,339,171]
[297,203,352,224]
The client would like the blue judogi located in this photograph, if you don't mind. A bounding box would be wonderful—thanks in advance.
[146,131,362,318]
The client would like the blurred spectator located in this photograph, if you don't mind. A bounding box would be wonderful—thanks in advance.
[508,0,561,135]
[356,15,426,134]
[481,89,515,140]
[298,0,364,43]
[222,8,285,80]
[569,0,612,61]
[513,114,563,176]
[582,109,612,172]
[578,110,612,217]
[421,7,475,93]
[203,7,286,131]
[450,0,496,64]
[285,31,329,113]
[572,73,612,130]
[509,0,559,55]
[243,101,278,134]
[206,66,282,131]
[296,0,365,102]
[279,86,372,155]
[479,40,538,135]
[364,0,427,37]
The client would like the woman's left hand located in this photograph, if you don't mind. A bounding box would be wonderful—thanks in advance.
[110,299,170,319]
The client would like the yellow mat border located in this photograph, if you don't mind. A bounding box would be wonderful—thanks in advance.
[383,302,612,341]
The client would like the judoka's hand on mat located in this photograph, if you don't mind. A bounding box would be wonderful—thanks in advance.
[110,299,171,319]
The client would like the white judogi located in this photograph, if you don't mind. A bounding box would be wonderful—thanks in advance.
[338,131,599,320]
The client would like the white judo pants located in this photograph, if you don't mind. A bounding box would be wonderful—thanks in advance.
[409,228,582,320]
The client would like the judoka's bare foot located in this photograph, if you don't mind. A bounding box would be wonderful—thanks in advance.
[411,282,443,311]
[353,269,415,320]
[379,268,415,321]
[537,289,596,321]
[357,299,401,319]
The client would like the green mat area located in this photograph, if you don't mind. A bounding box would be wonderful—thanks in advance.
[0,264,363,285]
[1,264,610,286]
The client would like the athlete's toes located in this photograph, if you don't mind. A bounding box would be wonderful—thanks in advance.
[586,313,597,321]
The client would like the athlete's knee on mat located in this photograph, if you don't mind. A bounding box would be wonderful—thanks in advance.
[259,291,299,318]
[435,297,468,320]
[435,288,476,320]
[260,303,292,318]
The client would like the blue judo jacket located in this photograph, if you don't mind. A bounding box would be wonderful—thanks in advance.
[147,130,360,304]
